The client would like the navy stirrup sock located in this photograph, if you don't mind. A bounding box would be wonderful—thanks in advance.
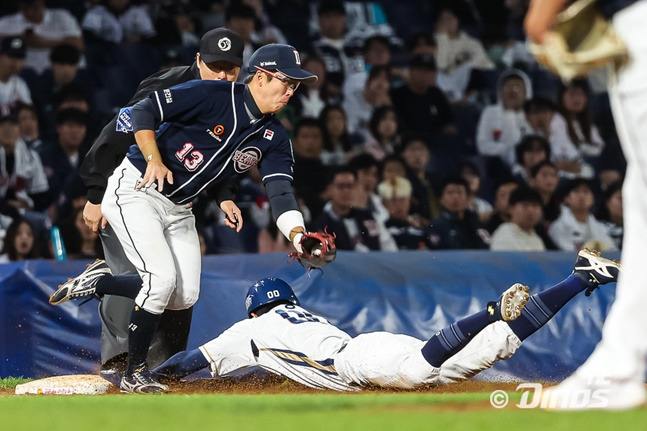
[507,274,586,341]
[126,306,162,374]
[95,274,142,299]
[153,348,209,379]
[421,309,492,367]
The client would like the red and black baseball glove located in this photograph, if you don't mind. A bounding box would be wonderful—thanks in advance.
[289,229,337,270]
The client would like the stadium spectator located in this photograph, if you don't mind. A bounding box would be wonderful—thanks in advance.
[524,97,593,179]
[399,137,440,221]
[549,179,616,252]
[391,54,455,143]
[458,160,493,223]
[313,166,394,252]
[433,6,494,102]
[597,180,623,250]
[378,176,425,250]
[554,79,605,158]
[407,30,436,58]
[348,153,393,233]
[226,3,259,76]
[81,0,156,45]
[0,107,48,215]
[291,56,329,119]
[529,160,560,223]
[425,177,489,250]
[37,108,87,212]
[0,36,31,110]
[311,0,364,100]
[291,118,328,219]
[59,206,102,260]
[484,181,518,234]
[490,186,545,251]
[342,35,396,117]
[31,44,95,130]
[243,0,288,46]
[512,135,550,185]
[0,218,39,262]
[14,102,41,149]
[363,105,399,161]
[476,69,532,167]
[380,154,407,183]
[345,65,392,139]
[319,104,360,166]
[0,0,83,74]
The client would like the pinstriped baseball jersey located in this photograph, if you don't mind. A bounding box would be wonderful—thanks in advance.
[126,80,294,204]
[199,303,357,391]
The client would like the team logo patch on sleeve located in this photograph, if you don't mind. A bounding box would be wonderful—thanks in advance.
[263,129,274,141]
[233,147,262,173]
[116,107,133,133]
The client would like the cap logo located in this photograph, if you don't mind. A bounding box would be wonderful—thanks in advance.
[293,50,301,65]
[218,37,231,51]
[260,61,277,67]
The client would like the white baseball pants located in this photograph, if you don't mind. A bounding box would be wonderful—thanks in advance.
[102,158,201,314]
[575,0,647,382]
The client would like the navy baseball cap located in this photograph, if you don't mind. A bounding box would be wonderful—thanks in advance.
[200,27,244,66]
[247,44,318,83]
[0,36,26,59]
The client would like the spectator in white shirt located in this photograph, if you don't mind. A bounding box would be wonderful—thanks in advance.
[524,96,594,179]
[0,108,49,213]
[0,0,83,74]
[476,69,532,166]
[0,37,32,110]
[433,6,495,102]
[82,0,156,45]
[490,186,545,251]
[554,79,605,158]
[549,179,617,252]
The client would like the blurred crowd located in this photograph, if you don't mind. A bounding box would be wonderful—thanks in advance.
[0,0,625,262]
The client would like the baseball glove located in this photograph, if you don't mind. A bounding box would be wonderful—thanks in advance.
[528,0,628,82]
[288,229,337,270]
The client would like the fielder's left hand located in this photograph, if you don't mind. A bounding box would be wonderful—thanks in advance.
[220,200,243,232]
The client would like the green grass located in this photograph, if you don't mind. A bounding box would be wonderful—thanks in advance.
[0,377,31,389]
[1,392,645,431]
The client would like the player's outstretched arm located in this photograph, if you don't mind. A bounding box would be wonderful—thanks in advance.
[153,348,209,380]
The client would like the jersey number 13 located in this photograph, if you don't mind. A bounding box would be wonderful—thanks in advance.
[175,143,204,171]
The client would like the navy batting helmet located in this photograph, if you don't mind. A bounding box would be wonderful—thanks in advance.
[245,278,299,317]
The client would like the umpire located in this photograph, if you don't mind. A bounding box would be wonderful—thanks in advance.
[80,27,245,377]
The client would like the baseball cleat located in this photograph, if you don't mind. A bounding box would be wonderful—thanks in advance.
[120,368,168,394]
[49,259,111,305]
[488,283,530,322]
[572,249,620,296]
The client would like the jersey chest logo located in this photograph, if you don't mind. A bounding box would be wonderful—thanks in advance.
[233,147,262,173]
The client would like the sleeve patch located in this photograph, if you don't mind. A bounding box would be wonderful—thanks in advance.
[116,107,133,133]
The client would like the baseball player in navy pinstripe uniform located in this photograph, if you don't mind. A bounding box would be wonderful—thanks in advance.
[50,44,318,393]
[80,27,245,378]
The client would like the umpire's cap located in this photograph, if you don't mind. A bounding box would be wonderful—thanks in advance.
[245,278,299,317]
[247,44,318,83]
[200,27,244,66]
